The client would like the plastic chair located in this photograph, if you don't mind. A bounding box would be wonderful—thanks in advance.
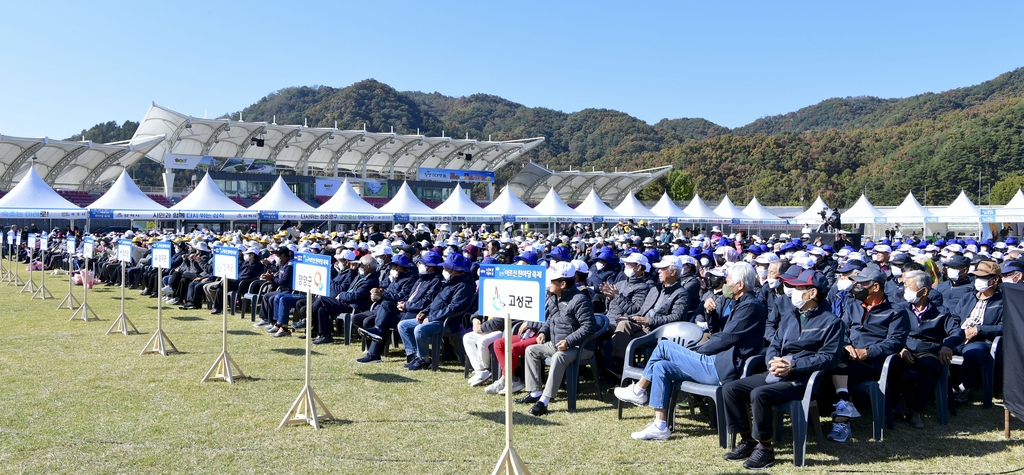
[242,281,273,322]
[851,353,898,441]
[900,359,954,425]
[544,313,609,411]
[672,353,766,449]
[429,314,467,371]
[617,322,705,419]
[771,370,826,467]
[950,335,1000,409]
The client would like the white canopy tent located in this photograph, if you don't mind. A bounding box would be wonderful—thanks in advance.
[935,190,981,223]
[613,193,665,222]
[1005,189,1024,210]
[87,169,167,219]
[484,186,544,222]
[649,192,689,220]
[574,188,622,222]
[742,196,784,223]
[842,194,886,224]
[682,194,721,220]
[316,178,393,221]
[884,192,934,223]
[433,183,500,222]
[792,196,830,224]
[713,195,753,221]
[0,166,86,218]
[533,188,586,223]
[378,182,442,222]
[171,173,256,220]
[249,176,316,220]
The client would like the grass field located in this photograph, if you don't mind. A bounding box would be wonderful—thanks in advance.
[1,264,1023,474]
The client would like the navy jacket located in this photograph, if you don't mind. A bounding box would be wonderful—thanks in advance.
[402,271,445,319]
[696,292,767,383]
[237,259,265,282]
[425,273,476,325]
[901,303,964,354]
[766,305,845,384]
[540,285,598,350]
[937,278,973,311]
[954,289,1004,343]
[337,271,379,312]
[381,271,416,304]
[329,269,356,297]
[841,298,910,361]
[605,276,651,321]
[271,260,295,292]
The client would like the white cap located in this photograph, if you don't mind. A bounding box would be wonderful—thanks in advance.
[571,259,589,274]
[754,253,780,264]
[652,255,682,271]
[546,261,576,282]
[620,253,649,266]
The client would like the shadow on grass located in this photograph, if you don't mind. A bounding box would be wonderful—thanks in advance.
[469,411,561,426]
[227,330,256,336]
[358,373,417,384]
[272,348,323,356]
[172,316,204,321]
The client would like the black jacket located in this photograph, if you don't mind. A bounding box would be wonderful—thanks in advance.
[540,285,598,351]
[605,275,651,321]
[901,302,964,354]
[634,279,690,328]
[695,292,767,383]
[425,273,476,326]
[841,298,909,361]
[954,289,1004,344]
[766,304,845,384]
[401,271,445,320]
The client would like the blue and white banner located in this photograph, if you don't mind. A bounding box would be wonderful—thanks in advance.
[293,252,332,297]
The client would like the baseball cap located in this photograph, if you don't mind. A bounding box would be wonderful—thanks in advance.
[652,255,682,271]
[571,259,589,274]
[754,253,780,265]
[971,260,1000,278]
[547,261,576,282]
[851,267,886,286]
[513,251,538,266]
[621,252,649,267]
[1001,260,1024,275]
[782,269,830,294]
[837,259,867,273]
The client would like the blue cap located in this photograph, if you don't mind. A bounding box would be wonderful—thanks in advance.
[420,251,443,267]
[672,247,688,257]
[595,251,616,263]
[481,256,497,265]
[548,246,570,262]
[1001,260,1024,275]
[689,247,702,257]
[822,245,834,253]
[442,254,472,273]
[863,241,876,250]
[746,246,762,255]
[837,259,867,273]
[643,248,661,264]
[1007,237,1019,246]
[513,251,538,266]
[390,254,415,269]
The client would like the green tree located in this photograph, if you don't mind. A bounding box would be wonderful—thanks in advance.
[992,173,1024,204]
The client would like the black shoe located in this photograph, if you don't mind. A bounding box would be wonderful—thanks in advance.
[178,305,191,310]
[515,394,541,405]
[356,354,382,364]
[529,401,548,416]
[406,354,417,364]
[313,336,335,345]
[293,319,306,330]
[358,327,383,343]
[724,438,758,461]
[409,357,431,371]
[742,444,775,470]
[210,309,222,315]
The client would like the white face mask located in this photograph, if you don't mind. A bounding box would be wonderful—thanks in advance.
[947,269,961,281]
[269,255,279,265]
[756,268,768,280]
[418,264,429,275]
[389,269,399,280]
[700,258,710,267]
[837,279,854,291]
[357,267,366,276]
[975,278,993,293]
[767,278,780,289]
[442,269,452,281]
[790,289,807,309]
[376,257,385,267]
[904,288,923,304]
[783,285,794,297]
[595,261,606,271]
[892,267,903,277]
[624,267,636,278]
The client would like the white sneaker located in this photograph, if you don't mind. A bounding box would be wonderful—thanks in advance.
[468,370,491,387]
[614,383,649,406]
[161,286,173,293]
[631,421,671,441]
[832,400,861,420]
[253,320,271,328]
[827,421,852,443]
[499,379,525,395]
[167,298,180,305]
[484,378,505,395]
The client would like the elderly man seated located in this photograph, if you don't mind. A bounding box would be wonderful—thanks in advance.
[610,255,700,367]
[613,263,766,440]
[514,261,598,416]
[398,254,476,370]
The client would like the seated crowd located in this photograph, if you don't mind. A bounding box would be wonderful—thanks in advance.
[15,219,1015,469]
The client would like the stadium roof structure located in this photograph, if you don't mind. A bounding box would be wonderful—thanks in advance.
[506,161,672,205]
[0,134,164,191]
[132,103,546,179]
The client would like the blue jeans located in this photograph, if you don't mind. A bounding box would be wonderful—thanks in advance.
[642,340,719,410]
[397,318,444,359]
[273,293,305,326]
[960,340,993,389]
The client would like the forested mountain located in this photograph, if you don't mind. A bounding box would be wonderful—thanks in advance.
[68,67,1024,206]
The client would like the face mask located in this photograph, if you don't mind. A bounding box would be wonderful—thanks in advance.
[837,279,854,291]
[418,264,429,275]
[948,269,961,281]
[783,285,794,297]
[463,252,472,260]
[790,289,807,309]
[851,284,871,302]
[376,257,385,267]
[708,276,723,289]
[245,254,254,261]
[904,288,923,304]
[700,258,711,267]
[389,269,399,280]
[767,278,780,289]
[892,267,903,277]
[721,283,736,299]
[358,268,366,276]
[624,267,636,278]
[270,255,279,265]
[442,270,452,281]
[975,278,993,293]
[595,262,606,271]
[965,253,975,260]
[756,268,768,280]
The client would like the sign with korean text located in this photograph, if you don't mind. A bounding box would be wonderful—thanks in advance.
[83,237,94,259]
[27,233,36,250]
[152,241,173,269]
[5,231,12,247]
[293,252,331,296]
[15,232,22,247]
[478,264,547,322]
[117,239,132,263]
[66,236,76,255]
[40,233,48,251]
[213,246,239,280]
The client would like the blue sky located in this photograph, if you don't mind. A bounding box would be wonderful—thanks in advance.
[2,1,1023,140]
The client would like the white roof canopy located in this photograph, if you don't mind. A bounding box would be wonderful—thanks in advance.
[484,186,543,221]
[433,183,499,222]
[172,173,255,219]
[88,169,166,211]
[378,182,438,217]
[792,196,830,224]
[533,188,585,221]
[1005,189,1024,209]
[614,193,664,221]
[649,192,689,220]
[248,176,315,213]
[0,134,163,191]
[574,188,622,220]
[682,194,720,220]
[713,195,752,221]
[0,166,85,216]
[935,190,980,223]
[742,196,783,222]
[842,194,885,224]
[506,161,672,204]
[884,191,933,222]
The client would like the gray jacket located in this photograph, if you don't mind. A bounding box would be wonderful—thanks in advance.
[540,286,598,351]
[635,278,693,328]
[605,276,651,321]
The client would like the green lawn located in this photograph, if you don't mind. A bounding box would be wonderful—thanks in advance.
[1,266,1022,474]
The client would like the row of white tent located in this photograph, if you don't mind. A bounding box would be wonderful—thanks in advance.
[1,165,1024,225]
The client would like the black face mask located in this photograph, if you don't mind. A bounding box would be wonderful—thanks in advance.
[708,275,724,289]
[851,283,871,301]
[714,255,726,267]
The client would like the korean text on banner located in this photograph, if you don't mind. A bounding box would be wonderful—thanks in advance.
[66,236,76,254]
[40,233,49,250]
[293,252,331,297]
[151,242,173,270]
[27,233,36,250]
[477,264,547,322]
[117,239,132,263]
[213,246,239,280]
[83,237,94,259]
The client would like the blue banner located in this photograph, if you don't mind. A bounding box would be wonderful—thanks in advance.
[89,209,114,219]
[477,264,548,322]
[259,211,280,220]
[393,213,410,223]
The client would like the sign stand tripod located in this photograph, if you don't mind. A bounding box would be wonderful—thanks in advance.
[280,252,334,429]
[203,246,244,383]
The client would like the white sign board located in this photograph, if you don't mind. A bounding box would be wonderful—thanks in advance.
[83,237,94,259]
[477,265,548,322]
[66,236,76,255]
[40,233,48,251]
[151,242,172,270]
[117,239,132,263]
[27,233,36,250]
[293,252,331,297]
[213,246,239,280]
